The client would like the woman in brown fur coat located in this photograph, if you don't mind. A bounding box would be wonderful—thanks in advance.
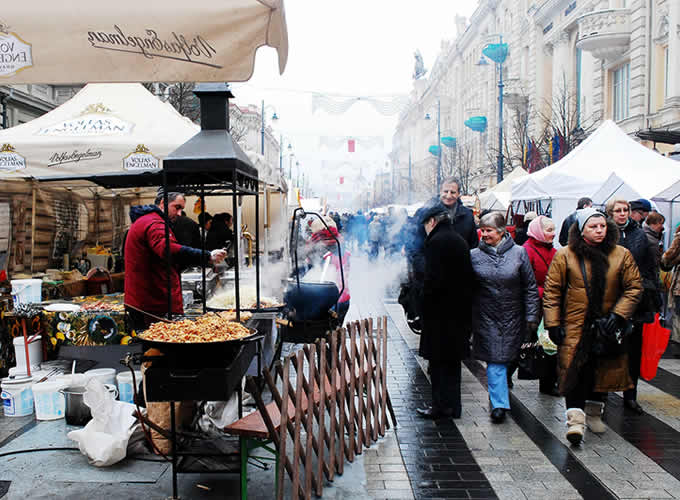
[543,208,642,445]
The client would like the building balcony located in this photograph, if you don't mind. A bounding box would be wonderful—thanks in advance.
[503,78,529,111]
[576,8,631,61]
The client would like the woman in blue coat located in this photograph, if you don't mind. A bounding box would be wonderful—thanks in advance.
[471,212,540,423]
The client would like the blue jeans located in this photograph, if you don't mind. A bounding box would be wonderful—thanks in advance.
[487,363,510,410]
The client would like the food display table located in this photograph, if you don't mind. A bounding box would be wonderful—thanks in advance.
[0,294,131,371]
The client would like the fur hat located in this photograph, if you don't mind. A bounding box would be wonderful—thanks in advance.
[576,207,605,232]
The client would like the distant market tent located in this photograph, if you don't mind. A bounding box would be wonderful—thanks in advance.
[1,0,288,84]
[511,120,680,247]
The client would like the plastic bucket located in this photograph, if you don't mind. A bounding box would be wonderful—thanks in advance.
[12,335,43,372]
[84,368,116,387]
[1,376,35,417]
[32,380,66,420]
[11,279,42,307]
[116,371,141,404]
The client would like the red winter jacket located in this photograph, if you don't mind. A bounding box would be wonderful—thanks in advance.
[522,237,557,298]
[124,205,206,316]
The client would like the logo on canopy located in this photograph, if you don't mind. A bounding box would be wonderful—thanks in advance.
[37,103,135,136]
[86,25,220,69]
[0,144,26,172]
[123,144,160,171]
[0,22,33,78]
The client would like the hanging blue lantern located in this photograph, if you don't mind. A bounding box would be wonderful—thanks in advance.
[464,116,487,133]
[428,145,441,156]
[441,136,457,148]
[482,42,509,64]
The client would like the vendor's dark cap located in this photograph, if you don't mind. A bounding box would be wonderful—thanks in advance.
[630,199,652,212]
[418,201,448,225]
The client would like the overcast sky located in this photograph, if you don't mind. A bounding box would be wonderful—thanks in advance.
[232,0,479,196]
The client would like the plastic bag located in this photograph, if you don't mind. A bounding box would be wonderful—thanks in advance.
[67,378,137,467]
[641,313,671,381]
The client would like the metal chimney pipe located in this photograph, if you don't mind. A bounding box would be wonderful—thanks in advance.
[193,83,233,131]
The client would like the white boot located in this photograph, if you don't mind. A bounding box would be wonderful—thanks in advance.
[566,408,586,446]
[584,401,606,434]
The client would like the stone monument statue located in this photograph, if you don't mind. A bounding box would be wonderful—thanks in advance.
[413,50,427,80]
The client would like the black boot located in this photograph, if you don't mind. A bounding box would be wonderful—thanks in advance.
[417,406,454,419]
[490,408,506,423]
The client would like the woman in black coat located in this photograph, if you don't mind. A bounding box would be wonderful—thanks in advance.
[606,198,660,414]
[416,203,475,419]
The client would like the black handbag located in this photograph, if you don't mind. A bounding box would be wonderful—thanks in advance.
[579,258,633,358]
[517,341,545,380]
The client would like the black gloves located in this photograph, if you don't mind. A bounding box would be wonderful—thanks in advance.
[525,321,539,342]
[548,326,565,346]
[601,312,625,337]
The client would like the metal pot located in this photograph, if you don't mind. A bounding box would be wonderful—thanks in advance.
[59,384,118,426]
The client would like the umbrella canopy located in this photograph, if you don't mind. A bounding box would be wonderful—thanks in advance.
[1,0,288,84]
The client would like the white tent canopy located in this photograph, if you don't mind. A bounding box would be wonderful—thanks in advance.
[0,83,200,181]
[1,1,287,84]
[510,120,680,247]
[479,167,527,211]
[0,83,285,189]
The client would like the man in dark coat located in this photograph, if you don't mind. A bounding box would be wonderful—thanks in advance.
[439,177,479,249]
[416,202,475,419]
[559,197,592,247]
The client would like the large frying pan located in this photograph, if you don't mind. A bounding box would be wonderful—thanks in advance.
[132,327,263,368]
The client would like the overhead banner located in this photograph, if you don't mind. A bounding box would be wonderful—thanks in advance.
[0,0,288,84]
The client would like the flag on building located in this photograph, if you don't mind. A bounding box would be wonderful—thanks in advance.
[348,139,355,152]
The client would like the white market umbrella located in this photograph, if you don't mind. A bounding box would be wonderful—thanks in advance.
[1,0,288,84]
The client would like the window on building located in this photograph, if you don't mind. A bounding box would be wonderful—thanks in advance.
[665,46,670,99]
[613,63,630,121]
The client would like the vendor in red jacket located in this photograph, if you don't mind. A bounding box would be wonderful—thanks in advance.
[124,191,226,330]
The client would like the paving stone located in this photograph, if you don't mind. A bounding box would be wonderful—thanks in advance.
[365,479,385,490]
[368,489,415,500]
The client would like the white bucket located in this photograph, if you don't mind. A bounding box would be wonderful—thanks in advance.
[32,380,66,420]
[11,279,42,307]
[12,336,43,372]
[1,376,35,417]
[116,371,141,404]
[84,368,116,387]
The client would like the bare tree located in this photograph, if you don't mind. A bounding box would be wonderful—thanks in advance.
[228,105,249,145]
[167,83,200,122]
[534,75,596,168]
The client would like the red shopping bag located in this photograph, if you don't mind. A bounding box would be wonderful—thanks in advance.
[640,314,671,381]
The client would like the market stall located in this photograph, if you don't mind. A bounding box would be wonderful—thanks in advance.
[510,120,680,248]
[0,3,302,497]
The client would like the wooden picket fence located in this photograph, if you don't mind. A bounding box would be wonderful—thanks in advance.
[246,316,396,499]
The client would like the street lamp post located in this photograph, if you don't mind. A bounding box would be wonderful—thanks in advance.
[279,134,292,177]
[477,35,508,184]
[260,100,278,156]
[408,147,412,205]
[497,36,504,184]
[436,98,441,190]
[424,99,442,192]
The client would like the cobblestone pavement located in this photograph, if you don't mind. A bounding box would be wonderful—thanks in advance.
[5,256,680,499]
[345,256,680,500]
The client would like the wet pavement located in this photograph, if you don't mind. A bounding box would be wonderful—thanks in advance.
[4,255,680,499]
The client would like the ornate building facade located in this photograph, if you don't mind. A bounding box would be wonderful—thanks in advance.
[1,85,82,128]
[391,0,680,196]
